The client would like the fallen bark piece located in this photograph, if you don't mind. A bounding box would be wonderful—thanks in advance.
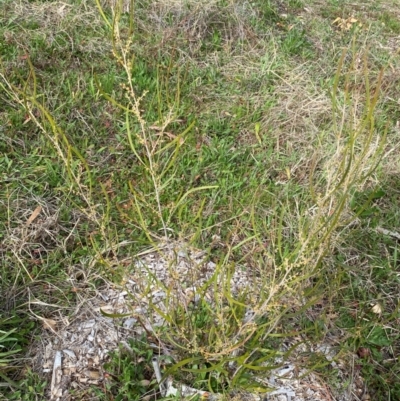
[50,351,63,400]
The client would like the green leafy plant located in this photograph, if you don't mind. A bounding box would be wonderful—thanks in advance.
[96,337,157,401]
[89,1,388,397]
[0,326,21,389]
[6,368,47,401]
[95,0,217,242]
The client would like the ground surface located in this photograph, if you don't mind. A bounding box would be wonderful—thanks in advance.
[1,0,400,400]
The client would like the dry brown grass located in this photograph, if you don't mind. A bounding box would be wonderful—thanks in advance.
[2,0,111,60]
[1,196,77,279]
[131,0,261,57]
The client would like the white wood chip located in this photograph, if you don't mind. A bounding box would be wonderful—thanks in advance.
[50,351,63,400]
